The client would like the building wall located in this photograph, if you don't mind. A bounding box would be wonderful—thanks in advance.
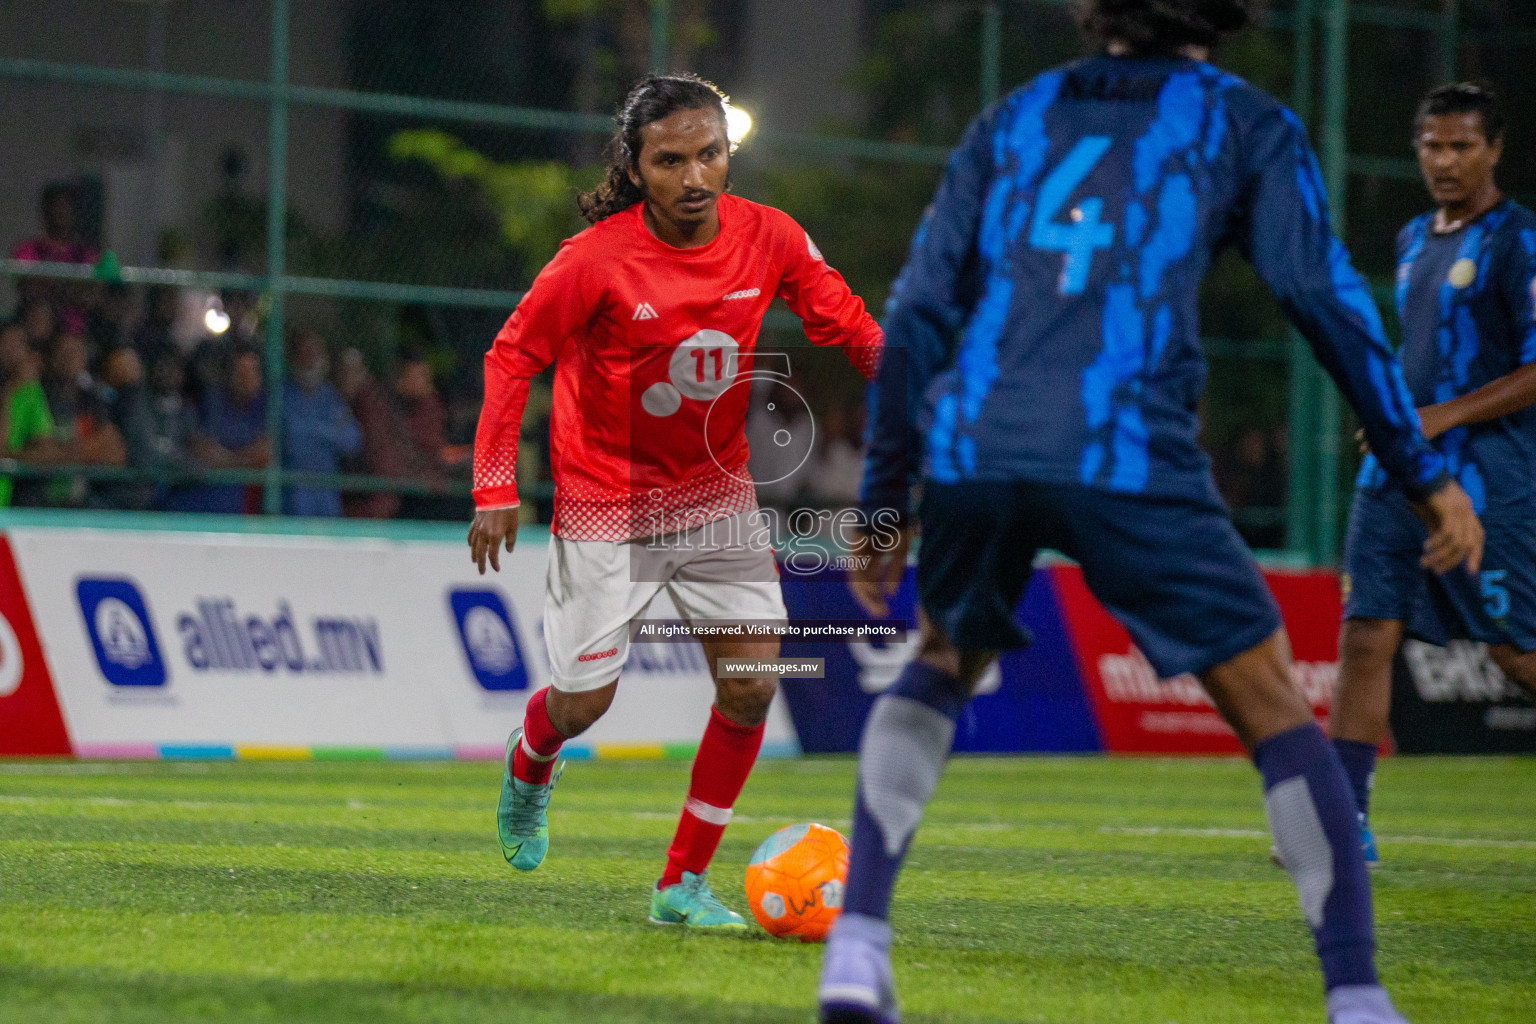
[0,0,348,305]
[736,0,864,135]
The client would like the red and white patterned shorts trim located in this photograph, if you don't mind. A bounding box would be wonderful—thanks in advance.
[551,470,760,542]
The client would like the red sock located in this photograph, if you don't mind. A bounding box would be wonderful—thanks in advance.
[658,706,765,889]
[511,688,565,785]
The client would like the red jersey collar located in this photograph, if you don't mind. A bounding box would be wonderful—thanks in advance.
[629,194,733,258]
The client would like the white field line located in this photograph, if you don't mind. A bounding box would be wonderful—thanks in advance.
[0,793,368,813]
[1103,826,1270,839]
[634,812,1533,850]
[1099,824,1536,850]
[0,763,216,776]
[0,794,221,810]
[4,794,1528,851]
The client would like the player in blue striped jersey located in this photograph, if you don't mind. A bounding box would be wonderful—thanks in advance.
[817,3,1484,1023]
[1332,82,1536,865]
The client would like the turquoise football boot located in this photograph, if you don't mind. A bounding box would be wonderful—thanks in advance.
[648,870,748,932]
[497,727,562,872]
[1359,813,1380,866]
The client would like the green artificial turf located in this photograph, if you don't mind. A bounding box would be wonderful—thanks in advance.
[1,755,1531,1023]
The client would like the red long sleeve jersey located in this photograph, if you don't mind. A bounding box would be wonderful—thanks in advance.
[474,194,883,541]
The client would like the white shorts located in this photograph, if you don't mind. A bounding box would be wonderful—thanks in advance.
[544,511,788,692]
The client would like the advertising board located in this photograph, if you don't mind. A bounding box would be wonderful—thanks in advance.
[1057,566,1343,754]
[1390,639,1536,753]
[779,562,1344,755]
[1,524,797,758]
[7,518,1492,760]
[0,535,71,756]
[778,567,1102,753]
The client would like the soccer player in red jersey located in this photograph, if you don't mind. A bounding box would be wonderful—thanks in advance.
[468,74,882,930]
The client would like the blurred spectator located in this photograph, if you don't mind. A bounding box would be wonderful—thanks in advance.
[1214,425,1286,509]
[46,334,115,447]
[11,183,99,336]
[1214,424,1287,548]
[447,381,487,447]
[172,347,269,514]
[131,285,180,369]
[336,348,410,519]
[222,291,261,346]
[0,322,60,507]
[97,346,156,509]
[394,348,447,458]
[17,299,56,353]
[88,283,133,353]
[144,354,199,487]
[42,331,126,506]
[182,292,260,412]
[802,401,865,507]
[44,333,100,430]
[283,329,361,517]
[393,348,461,519]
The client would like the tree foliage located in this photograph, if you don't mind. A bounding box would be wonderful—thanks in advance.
[389,130,593,273]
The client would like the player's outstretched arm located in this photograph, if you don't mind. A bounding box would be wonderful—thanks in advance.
[857,107,996,530]
[468,506,520,575]
[1238,105,1449,503]
[771,218,884,381]
[469,237,597,561]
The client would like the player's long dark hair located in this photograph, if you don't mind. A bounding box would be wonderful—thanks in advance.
[1077,0,1257,55]
[577,74,734,225]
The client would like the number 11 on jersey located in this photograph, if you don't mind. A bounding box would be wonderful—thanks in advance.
[692,346,725,383]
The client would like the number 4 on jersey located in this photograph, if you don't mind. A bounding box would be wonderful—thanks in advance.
[1029,136,1115,296]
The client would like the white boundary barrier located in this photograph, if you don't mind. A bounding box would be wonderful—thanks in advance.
[0,522,798,760]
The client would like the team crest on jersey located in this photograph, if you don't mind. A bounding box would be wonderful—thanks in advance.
[1448,258,1477,289]
[633,302,659,321]
[806,232,823,262]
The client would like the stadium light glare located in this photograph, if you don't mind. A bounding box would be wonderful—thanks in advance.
[204,303,231,335]
[726,104,754,146]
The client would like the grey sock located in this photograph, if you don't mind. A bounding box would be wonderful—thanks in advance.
[1264,775,1335,929]
[829,911,892,948]
[858,695,957,857]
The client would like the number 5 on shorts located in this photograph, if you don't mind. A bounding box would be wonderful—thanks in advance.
[1480,569,1509,619]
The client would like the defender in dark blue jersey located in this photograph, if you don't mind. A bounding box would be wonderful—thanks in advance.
[817,4,1483,1024]
[1332,82,1536,865]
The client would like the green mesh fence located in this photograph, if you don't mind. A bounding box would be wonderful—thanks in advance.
[1,0,1532,559]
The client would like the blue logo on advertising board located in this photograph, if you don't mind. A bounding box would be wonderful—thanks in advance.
[76,577,167,687]
[449,589,528,691]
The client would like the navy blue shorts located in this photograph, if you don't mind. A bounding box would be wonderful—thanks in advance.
[917,480,1282,678]
[1343,486,1536,651]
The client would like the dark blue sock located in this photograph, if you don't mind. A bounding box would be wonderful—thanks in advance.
[1254,723,1378,991]
[1331,739,1377,819]
[842,661,967,920]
